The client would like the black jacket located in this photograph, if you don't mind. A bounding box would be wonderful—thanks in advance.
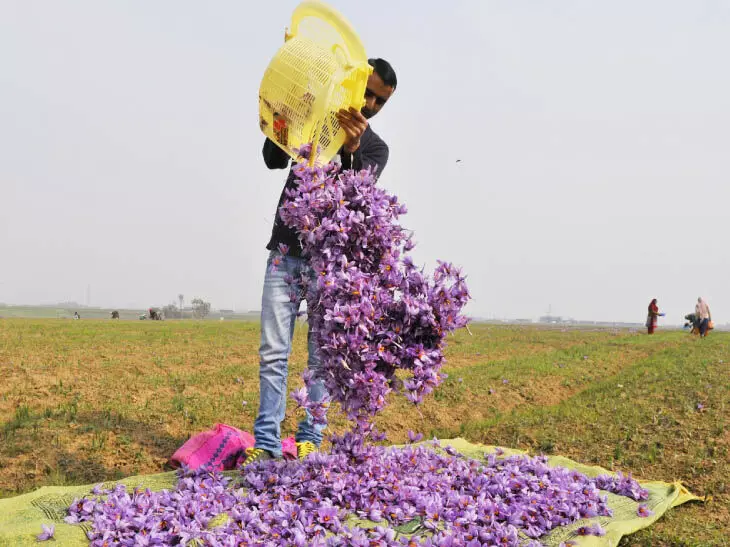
[264,125,389,257]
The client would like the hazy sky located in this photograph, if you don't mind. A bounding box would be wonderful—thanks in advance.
[2,0,729,323]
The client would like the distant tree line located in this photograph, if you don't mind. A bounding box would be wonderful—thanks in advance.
[160,296,211,319]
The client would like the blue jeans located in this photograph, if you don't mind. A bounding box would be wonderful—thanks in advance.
[253,250,327,457]
[699,318,710,337]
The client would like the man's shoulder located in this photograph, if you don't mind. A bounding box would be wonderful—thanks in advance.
[363,125,388,151]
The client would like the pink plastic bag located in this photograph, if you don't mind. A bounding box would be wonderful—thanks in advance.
[169,423,254,471]
[169,424,298,471]
[281,437,297,460]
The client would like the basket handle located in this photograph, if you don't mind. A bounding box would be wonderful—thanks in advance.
[289,0,367,63]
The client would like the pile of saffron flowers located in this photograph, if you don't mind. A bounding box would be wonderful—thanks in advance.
[278,159,470,434]
[65,437,649,546]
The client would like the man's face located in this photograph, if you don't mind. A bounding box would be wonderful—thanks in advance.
[361,71,395,119]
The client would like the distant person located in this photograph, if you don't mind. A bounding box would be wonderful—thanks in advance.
[695,297,712,337]
[646,299,662,334]
[73,311,80,320]
[683,313,700,334]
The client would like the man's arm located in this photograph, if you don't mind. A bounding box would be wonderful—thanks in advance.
[262,138,291,170]
[336,107,389,178]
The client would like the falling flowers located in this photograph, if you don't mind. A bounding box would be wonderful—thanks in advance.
[278,159,470,434]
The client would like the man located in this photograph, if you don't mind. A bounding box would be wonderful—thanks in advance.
[246,58,397,464]
[695,297,712,337]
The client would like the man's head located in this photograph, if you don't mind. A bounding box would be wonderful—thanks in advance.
[361,58,397,119]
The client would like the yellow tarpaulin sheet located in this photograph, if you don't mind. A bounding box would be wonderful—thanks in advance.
[0,438,700,546]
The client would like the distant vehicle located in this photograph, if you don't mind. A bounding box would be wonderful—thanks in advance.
[140,308,164,320]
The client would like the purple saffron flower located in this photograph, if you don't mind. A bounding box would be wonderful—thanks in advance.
[317,506,339,525]
[371,430,387,442]
[576,522,606,536]
[291,387,308,408]
[637,504,654,517]
[368,508,383,522]
[36,524,55,541]
[407,430,424,444]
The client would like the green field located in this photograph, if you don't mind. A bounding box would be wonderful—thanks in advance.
[0,319,727,545]
[0,305,259,321]
[0,306,142,320]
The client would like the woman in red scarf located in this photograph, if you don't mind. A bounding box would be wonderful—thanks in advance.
[646,299,660,334]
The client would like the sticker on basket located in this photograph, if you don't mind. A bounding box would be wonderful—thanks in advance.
[273,113,289,146]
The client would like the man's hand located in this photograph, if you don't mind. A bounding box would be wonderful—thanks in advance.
[336,107,368,154]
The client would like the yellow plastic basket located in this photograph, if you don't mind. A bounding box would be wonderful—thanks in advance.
[258,0,372,165]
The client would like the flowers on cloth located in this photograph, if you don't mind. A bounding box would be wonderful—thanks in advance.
[65,442,649,546]
[36,524,55,541]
